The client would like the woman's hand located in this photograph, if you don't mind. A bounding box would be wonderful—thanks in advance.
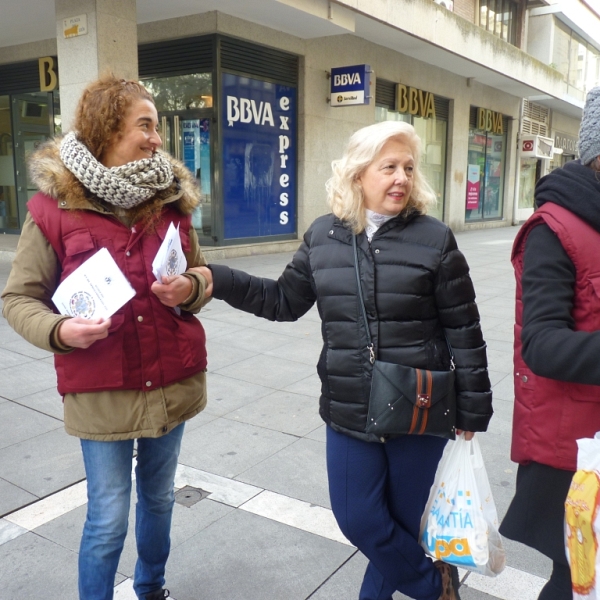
[457,430,475,441]
[191,266,213,298]
[151,275,193,307]
[58,316,112,349]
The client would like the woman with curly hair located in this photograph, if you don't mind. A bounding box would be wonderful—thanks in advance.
[195,121,493,600]
[2,75,210,600]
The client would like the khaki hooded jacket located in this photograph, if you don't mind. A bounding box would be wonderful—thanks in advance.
[2,138,210,441]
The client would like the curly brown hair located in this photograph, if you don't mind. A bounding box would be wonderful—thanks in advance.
[73,74,154,161]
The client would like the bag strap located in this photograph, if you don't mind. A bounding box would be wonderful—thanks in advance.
[353,234,375,364]
[352,233,455,370]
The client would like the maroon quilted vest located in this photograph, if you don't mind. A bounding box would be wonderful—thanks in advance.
[512,202,600,470]
[28,192,207,395]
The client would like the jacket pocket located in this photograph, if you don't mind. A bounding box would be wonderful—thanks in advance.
[170,310,206,369]
[556,389,600,463]
[63,229,96,256]
[60,230,98,280]
[58,312,125,391]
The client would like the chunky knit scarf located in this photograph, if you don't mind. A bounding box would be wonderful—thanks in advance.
[59,131,174,209]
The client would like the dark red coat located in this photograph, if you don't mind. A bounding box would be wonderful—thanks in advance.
[512,202,600,470]
[28,192,207,395]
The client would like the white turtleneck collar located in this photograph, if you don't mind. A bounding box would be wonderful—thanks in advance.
[365,209,400,241]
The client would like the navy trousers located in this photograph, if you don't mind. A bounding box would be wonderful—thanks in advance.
[326,426,447,600]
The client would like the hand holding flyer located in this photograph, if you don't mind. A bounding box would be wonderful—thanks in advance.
[51,248,136,320]
[152,222,187,282]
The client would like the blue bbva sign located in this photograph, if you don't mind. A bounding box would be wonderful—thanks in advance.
[330,64,372,107]
[221,73,297,240]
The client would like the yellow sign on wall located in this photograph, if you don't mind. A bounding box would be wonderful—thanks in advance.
[476,108,504,135]
[63,14,88,38]
[39,57,58,92]
[396,84,436,119]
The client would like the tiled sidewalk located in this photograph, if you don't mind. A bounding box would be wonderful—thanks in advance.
[0,225,552,599]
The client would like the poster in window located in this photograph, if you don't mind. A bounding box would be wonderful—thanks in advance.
[467,164,481,210]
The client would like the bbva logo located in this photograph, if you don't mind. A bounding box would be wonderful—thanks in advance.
[333,72,362,87]
[227,96,275,127]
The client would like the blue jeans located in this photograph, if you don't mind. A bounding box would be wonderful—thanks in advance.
[326,426,447,600]
[78,423,184,600]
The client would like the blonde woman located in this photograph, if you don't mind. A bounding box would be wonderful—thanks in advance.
[196,121,492,600]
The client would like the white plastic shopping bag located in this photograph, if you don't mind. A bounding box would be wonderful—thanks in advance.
[565,432,600,600]
[420,435,506,576]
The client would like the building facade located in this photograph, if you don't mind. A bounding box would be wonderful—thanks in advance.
[0,0,598,254]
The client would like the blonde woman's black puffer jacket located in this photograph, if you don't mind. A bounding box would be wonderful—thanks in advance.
[210,212,493,442]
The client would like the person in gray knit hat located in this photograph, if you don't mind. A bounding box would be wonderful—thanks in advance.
[578,86,600,165]
[499,85,600,600]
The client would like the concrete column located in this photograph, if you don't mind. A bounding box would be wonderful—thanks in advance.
[55,0,138,131]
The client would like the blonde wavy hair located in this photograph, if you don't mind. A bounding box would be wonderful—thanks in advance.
[326,121,436,233]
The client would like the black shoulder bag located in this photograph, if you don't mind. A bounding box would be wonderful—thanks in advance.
[353,234,457,440]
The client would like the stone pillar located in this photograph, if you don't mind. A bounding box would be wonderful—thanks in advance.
[55,0,138,131]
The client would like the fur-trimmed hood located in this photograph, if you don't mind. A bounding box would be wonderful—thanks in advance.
[28,136,200,215]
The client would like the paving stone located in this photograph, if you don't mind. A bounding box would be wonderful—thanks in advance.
[205,338,256,372]
[0,401,62,450]
[263,336,322,365]
[0,360,57,400]
[236,437,330,508]
[179,417,297,479]
[0,322,25,346]
[305,423,327,442]
[166,509,355,600]
[197,316,245,340]
[0,337,53,359]
[180,408,218,434]
[0,518,27,545]
[210,325,298,354]
[214,353,314,389]
[202,371,273,417]
[226,389,322,437]
[0,428,84,498]
[0,532,80,596]
[492,372,515,401]
[12,386,65,421]
[0,346,38,369]
[0,478,37,517]
[35,488,234,580]
[283,372,323,397]
[252,315,323,339]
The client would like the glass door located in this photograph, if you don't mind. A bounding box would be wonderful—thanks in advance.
[11,93,54,231]
[516,158,539,222]
[465,128,507,222]
[159,110,213,242]
[0,95,16,231]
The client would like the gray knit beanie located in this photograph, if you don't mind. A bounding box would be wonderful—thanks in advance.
[579,86,600,165]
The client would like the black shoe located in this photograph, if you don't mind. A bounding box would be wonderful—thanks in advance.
[144,590,169,600]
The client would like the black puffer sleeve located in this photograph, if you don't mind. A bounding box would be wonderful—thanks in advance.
[210,228,317,322]
[434,227,493,432]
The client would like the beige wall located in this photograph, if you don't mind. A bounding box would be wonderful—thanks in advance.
[552,111,580,139]
[0,39,57,65]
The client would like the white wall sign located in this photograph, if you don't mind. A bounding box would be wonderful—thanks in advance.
[63,15,87,38]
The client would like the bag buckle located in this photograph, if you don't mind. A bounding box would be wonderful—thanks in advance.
[417,394,430,408]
